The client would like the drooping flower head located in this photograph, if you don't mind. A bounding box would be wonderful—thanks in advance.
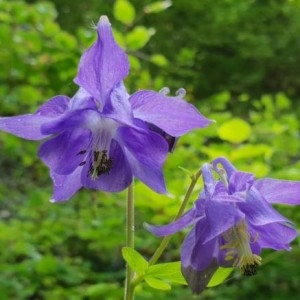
[146,157,300,294]
[0,16,212,201]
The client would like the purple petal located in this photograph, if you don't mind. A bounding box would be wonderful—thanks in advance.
[181,225,219,294]
[249,239,262,256]
[41,109,99,135]
[249,222,298,250]
[68,88,98,110]
[0,114,51,140]
[0,96,70,140]
[202,163,217,196]
[183,223,217,271]
[181,260,219,295]
[228,170,255,193]
[202,198,245,243]
[239,187,292,226]
[117,126,168,193]
[212,156,236,178]
[194,192,206,213]
[212,192,245,203]
[38,129,90,175]
[37,95,69,116]
[145,209,197,236]
[181,227,197,268]
[253,178,300,205]
[211,181,228,197]
[130,90,212,136]
[102,82,137,128]
[146,122,177,152]
[50,168,83,202]
[74,16,129,106]
[81,139,133,192]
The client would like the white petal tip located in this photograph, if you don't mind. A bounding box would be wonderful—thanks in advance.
[99,15,111,26]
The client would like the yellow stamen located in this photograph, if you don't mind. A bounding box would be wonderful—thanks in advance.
[221,220,262,276]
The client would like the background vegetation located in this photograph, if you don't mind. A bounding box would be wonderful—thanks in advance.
[0,0,300,299]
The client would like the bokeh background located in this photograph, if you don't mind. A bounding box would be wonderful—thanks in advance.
[0,0,300,299]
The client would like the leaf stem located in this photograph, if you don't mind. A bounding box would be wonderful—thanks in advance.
[148,169,202,266]
[124,182,135,300]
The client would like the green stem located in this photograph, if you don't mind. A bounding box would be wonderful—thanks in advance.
[148,169,202,266]
[124,183,135,300]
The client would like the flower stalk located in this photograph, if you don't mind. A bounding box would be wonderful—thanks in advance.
[124,182,135,300]
[123,169,202,298]
[149,169,202,266]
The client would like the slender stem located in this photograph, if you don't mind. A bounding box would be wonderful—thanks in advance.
[148,169,202,266]
[124,183,135,300]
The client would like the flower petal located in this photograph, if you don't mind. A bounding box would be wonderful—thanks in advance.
[250,222,298,250]
[182,222,217,271]
[38,129,90,175]
[181,259,219,295]
[212,156,237,178]
[181,224,219,294]
[50,168,83,202]
[145,209,197,236]
[37,95,69,116]
[239,187,292,226]
[228,170,255,193]
[74,16,129,105]
[41,109,98,135]
[0,96,69,140]
[202,163,217,197]
[118,126,168,193]
[253,178,300,205]
[68,88,98,110]
[0,114,51,140]
[202,198,245,243]
[102,82,136,128]
[130,90,212,136]
[146,122,177,152]
[81,139,133,192]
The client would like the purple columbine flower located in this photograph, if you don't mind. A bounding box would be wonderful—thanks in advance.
[0,16,212,202]
[146,157,300,294]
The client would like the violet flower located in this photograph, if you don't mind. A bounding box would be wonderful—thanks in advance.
[0,16,211,202]
[146,157,300,294]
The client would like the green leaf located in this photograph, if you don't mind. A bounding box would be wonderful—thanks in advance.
[207,267,234,287]
[150,54,169,66]
[144,0,172,14]
[146,262,187,285]
[231,144,272,160]
[145,276,171,290]
[113,0,136,25]
[128,55,141,70]
[121,247,148,276]
[275,92,291,110]
[217,118,252,143]
[126,26,151,50]
[84,283,120,297]
[35,255,58,275]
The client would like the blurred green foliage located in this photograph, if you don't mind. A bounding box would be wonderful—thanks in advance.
[0,0,300,299]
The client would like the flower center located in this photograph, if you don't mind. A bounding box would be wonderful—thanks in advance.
[78,115,119,180]
[89,150,113,180]
[220,220,262,276]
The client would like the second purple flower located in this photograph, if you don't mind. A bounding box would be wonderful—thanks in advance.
[146,157,300,294]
